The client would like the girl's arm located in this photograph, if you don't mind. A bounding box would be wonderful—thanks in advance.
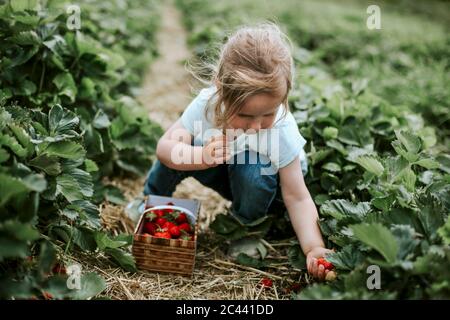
[279,156,333,280]
[156,119,230,171]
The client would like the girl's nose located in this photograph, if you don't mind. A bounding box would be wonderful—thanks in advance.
[247,120,261,132]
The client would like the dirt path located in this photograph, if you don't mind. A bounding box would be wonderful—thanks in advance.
[137,1,231,232]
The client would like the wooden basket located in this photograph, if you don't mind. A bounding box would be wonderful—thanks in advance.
[132,195,201,277]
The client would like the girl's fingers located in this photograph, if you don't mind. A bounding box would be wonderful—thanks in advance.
[311,258,318,277]
[307,258,312,275]
[318,264,325,280]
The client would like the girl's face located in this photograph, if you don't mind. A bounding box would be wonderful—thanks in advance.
[226,93,283,133]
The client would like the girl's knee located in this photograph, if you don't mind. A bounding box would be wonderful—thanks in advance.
[143,159,183,196]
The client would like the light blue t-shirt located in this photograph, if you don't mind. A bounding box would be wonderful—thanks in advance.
[181,86,308,175]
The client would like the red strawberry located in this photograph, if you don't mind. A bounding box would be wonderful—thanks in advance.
[152,209,165,217]
[42,291,53,300]
[163,221,176,230]
[52,263,66,275]
[260,278,273,288]
[143,221,157,235]
[317,258,334,270]
[154,231,171,239]
[175,212,188,224]
[168,225,181,238]
[155,217,167,227]
[178,222,191,233]
[166,202,174,206]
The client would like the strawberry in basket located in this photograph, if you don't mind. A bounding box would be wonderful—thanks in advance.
[142,202,195,240]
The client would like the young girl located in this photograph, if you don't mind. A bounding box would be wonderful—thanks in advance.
[144,23,333,280]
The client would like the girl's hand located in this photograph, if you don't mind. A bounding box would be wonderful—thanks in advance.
[306,246,335,281]
[202,135,232,167]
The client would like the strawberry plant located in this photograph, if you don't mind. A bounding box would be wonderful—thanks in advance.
[176,0,450,299]
[0,0,162,299]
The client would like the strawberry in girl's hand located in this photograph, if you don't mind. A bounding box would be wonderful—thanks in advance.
[317,258,334,270]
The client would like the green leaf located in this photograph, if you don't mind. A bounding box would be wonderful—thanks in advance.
[210,214,240,235]
[0,148,10,163]
[390,225,419,261]
[7,31,40,46]
[104,248,137,272]
[288,244,307,270]
[78,77,96,99]
[9,124,33,156]
[394,130,422,155]
[66,168,93,198]
[437,216,450,246]
[397,167,416,192]
[43,141,85,160]
[53,73,77,103]
[322,162,341,173]
[322,127,338,140]
[326,245,364,270]
[48,104,79,135]
[0,133,28,158]
[21,173,47,192]
[392,140,419,163]
[355,155,384,177]
[416,193,446,239]
[56,174,84,202]
[84,159,99,173]
[0,174,29,207]
[70,272,106,300]
[10,0,39,11]
[73,227,97,252]
[29,154,61,176]
[93,110,111,129]
[95,232,128,250]
[0,220,40,261]
[414,158,440,170]
[227,237,267,260]
[351,223,398,264]
[103,185,127,205]
[321,199,371,221]
[38,241,56,276]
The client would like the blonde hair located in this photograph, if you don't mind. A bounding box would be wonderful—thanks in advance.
[188,22,294,128]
